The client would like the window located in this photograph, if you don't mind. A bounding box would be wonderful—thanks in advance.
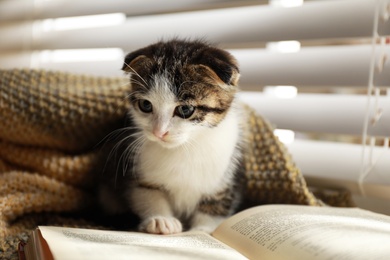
[0,0,389,214]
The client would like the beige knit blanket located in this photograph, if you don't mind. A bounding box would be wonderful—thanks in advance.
[0,69,353,259]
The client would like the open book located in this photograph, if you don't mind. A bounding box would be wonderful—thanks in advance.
[22,205,390,260]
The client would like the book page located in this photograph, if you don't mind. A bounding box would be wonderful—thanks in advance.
[213,205,390,260]
[38,226,248,260]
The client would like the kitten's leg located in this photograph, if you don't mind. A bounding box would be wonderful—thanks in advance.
[191,212,226,233]
[191,185,241,233]
[129,187,182,234]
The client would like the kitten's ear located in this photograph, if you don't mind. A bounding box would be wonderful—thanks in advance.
[195,48,240,86]
[122,50,152,73]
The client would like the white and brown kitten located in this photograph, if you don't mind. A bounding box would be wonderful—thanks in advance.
[99,39,245,234]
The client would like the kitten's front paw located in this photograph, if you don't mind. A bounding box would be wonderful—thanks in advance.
[139,216,182,235]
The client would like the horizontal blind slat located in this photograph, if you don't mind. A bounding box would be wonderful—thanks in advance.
[240,92,390,136]
[2,45,388,87]
[0,50,125,76]
[288,139,390,200]
[1,0,388,52]
[231,45,390,87]
[0,0,238,21]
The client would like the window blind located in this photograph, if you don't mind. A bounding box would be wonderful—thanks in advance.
[0,0,389,214]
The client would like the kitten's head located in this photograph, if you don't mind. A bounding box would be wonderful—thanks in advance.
[122,39,240,148]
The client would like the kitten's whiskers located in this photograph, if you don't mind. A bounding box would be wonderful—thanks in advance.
[121,134,145,178]
[129,78,149,92]
[101,128,141,185]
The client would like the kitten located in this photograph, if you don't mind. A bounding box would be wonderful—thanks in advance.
[99,39,245,235]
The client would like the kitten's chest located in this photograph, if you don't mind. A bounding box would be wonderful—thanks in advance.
[137,109,240,189]
[138,140,230,193]
[138,139,236,215]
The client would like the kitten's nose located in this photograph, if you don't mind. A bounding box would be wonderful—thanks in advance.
[153,129,169,140]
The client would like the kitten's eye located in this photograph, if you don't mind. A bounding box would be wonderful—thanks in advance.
[175,105,195,119]
[138,99,153,113]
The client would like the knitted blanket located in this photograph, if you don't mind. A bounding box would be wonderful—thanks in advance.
[0,69,353,259]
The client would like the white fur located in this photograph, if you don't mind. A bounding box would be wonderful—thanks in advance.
[138,106,239,214]
[128,74,240,233]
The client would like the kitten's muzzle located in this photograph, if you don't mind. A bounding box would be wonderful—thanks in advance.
[153,129,169,140]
